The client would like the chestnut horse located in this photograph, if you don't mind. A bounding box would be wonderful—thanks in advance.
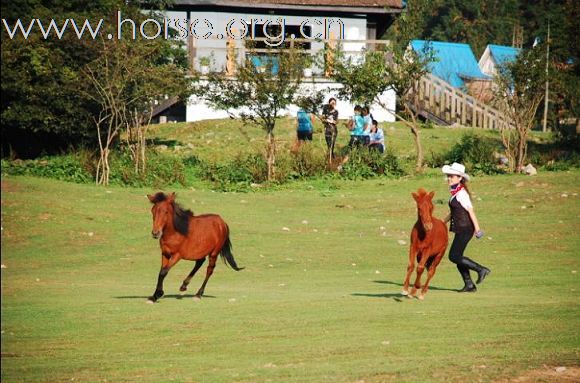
[147,192,243,302]
[402,188,448,299]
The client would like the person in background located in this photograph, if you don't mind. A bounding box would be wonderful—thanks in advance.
[322,98,338,159]
[296,108,314,143]
[368,120,385,153]
[442,162,491,293]
[347,105,366,148]
[361,106,373,146]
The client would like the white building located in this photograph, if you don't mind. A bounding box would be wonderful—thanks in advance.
[154,0,404,123]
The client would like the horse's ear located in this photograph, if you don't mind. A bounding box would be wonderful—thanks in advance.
[168,192,176,203]
[411,192,419,201]
[428,191,435,199]
[147,194,155,203]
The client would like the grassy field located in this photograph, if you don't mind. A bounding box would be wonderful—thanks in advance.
[147,118,516,168]
[2,172,579,382]
[1,123,579,382]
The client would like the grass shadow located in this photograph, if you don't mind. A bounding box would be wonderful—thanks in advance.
[351,292,406,302]
[373,279,457,292]
[114,294,216,300]
[146,138,184,148]
[351,279,458,302]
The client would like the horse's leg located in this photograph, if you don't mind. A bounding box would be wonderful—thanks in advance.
[148,254,181,303]
[410,252,428,297]
[402,246,416,296]
[194,254,218,299]
[419,254,444,300]
[180,258,206,292]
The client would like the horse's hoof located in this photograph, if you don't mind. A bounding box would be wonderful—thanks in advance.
[418,294,425,300]
[179,285,187,292]
[193,295,202,301]
[146,298,156,304]
[401,290,409,296]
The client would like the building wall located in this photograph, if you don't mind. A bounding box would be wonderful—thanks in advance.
[161,10,395,122]
[186,80,396,122]
[163,10,366,73]
[478,48,497,76]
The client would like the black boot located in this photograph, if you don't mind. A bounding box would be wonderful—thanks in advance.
[457,265,477,293]
[461,257,491,285]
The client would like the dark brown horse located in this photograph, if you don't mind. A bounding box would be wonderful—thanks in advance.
[402,188,449,299]
[147,192,243,302]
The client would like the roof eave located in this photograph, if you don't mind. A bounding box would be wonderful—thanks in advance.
[171,0,404,15]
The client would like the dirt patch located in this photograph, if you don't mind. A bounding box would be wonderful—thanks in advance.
[0,180,22,193]
[500,366,580,383]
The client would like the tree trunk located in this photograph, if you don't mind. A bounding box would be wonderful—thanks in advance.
[405,105,424,173]
[410,125,423,173]
[516,128,527,172]
[266,130,276,181]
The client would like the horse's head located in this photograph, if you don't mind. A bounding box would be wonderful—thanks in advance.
[412,188,435,231]
[147,192,176,239]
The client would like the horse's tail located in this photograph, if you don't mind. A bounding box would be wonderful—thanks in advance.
[220,232,244,271]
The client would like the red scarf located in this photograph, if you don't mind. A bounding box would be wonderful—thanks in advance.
[450,183,464,197]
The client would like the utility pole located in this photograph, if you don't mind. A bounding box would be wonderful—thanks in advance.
[542,22,550,132]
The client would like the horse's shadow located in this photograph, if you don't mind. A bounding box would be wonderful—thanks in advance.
[114,294,216,300]
[351,279,457,301]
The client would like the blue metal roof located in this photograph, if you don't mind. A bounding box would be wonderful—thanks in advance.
[487,44,520,66]
[410,40,491,89]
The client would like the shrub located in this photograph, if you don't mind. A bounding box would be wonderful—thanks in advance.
[197,153,267,192]
[431,133,504,175]
[339,147,405,180]
[1,151,94,183]
[279,144,328,180]
[109,150,187,188]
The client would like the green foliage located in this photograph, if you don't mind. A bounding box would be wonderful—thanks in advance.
[1,0,191,159]
[197,153,267,192]
[338,147,405,180]
[283,144,328,180]
[1,152,94,183]
[108,150,187,188]
[1,149,189,188]
[431,133,504,175]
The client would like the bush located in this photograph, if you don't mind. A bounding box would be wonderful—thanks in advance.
[277,144,328,181]
[197,153,267,192]
[108,150,187,188]
[1,151,94,183]
[430,133,504,175]
[339,147,405,180]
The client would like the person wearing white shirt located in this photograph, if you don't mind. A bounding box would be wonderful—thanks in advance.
[368,120,385,153]
[442,163,490,293]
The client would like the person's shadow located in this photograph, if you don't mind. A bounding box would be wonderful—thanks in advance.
[351,279,456,302]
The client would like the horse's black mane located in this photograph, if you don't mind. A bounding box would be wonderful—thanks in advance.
[173,203,194,235]
[151,192,194,235]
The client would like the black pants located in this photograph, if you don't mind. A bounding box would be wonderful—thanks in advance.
[297,131,312,141]
[325,126,337,155]
[369,143,384,153]
[448,231,485,285]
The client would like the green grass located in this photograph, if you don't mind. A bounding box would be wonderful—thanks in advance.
[2,166,579,382]
[147,118,510,164]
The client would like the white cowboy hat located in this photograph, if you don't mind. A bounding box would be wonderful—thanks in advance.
[442,162,470,181]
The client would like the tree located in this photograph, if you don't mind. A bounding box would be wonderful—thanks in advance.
[195,48,307,181]
[0,2,108,157]
[328,44,435,172]
[82,33,191,185]
[493,46,547,172]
